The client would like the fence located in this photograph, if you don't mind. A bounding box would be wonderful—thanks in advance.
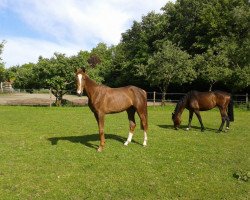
[0,88,249,107]
[0,82,14,93]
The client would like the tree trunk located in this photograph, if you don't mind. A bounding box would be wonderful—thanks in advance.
[160,84,168,106]
[209,83,213,91]
[51,89,65,106]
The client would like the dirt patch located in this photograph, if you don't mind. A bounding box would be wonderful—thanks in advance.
[0,93,88,106]
[0,93,164,106]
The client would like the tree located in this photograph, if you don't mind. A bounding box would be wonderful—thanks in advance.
[227,66,250,92]
[0,66,4,83]
[12,63,36,90]
[0,41,5,82]
[117,12,166,88]
[33,53,76,106]
[88,43,112,84]
[138,41,196,101]
[194,48,232,91]
[163,0,249,55]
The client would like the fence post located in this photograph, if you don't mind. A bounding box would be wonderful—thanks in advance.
[153,91,156,107]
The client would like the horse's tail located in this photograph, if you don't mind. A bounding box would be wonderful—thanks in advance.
[228,95,234,122]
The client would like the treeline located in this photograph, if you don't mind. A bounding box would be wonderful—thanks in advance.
[0,0,249,100]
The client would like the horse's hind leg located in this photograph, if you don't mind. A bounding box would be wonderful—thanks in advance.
[225,116,230,130]
[225,106,230,130]
[137,110,148,146]
[124,107,136,146]
[218,108,228,132]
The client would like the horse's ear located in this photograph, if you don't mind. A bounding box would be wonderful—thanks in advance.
[81,67,86,73]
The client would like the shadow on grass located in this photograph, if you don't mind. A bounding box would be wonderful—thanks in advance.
[157,124,218,132]
[47,133,141,149]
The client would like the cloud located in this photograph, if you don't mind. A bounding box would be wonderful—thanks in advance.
[1,0,171,67]
[0,0,7,8]
[2,37,80,67]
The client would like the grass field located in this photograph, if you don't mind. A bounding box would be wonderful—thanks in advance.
[0,105,249,199]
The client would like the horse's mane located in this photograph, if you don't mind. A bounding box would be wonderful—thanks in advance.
[173,92,193,115]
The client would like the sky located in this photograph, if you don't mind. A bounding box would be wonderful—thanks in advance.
[0,0,172,68]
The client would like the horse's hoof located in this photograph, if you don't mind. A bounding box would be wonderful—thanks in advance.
[143,141,147,147]
[226,127,229,130]
[124,141,129,146]
[97,147,103,152]
[201,129,205,132]
[186,128,190,131]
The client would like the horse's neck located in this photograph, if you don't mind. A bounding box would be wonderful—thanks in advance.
[175,97,187,116]
[84,76,99,99]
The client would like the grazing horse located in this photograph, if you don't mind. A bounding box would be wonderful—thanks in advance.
[172,91,234,132]
[75,68,148,152]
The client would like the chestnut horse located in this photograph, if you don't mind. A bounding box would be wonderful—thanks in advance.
[172,91,234,132]
[75,68,148,152]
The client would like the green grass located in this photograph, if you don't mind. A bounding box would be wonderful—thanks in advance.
[0,106,249,200]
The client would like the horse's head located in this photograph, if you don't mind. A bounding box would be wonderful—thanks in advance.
[75,67,86,96]
[172,112,181,130]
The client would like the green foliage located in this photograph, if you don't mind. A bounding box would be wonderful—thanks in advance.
[227,66,250,92]
[0,41,5,82]
[139,41,196,93]
[0,65,5,82]
[12,63,36,88]
[34,53,74,90]
[4,66,18,82]
[164,0,250,55]
[193,48,232,91]
[88,43,112,84]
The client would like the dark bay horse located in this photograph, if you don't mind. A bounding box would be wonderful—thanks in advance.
[172,91,234,132]
[75,68,148,152]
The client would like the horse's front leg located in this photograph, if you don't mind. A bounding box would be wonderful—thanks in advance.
[225,116,230,130]
[194,110,205,131]
[186,110,194,131]
[124,108,136,146]
[95,113,105,152]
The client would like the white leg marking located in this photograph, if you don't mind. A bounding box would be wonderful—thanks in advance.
[226,127,229,130]
[186,128,190,131]
[77,74,82,95]
[143,131,147,146]
[124,132,133,146]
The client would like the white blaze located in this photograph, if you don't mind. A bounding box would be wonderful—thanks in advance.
[77,74,82,94]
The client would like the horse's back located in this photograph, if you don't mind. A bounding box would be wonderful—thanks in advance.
[213,91,231,107]
[126,85,147,106]
[97,85,146,113]
[188,91,217,110]
[188,91,231,110]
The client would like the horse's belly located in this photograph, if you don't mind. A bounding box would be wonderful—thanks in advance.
[105,98,132,113]
[190,100,215,111]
